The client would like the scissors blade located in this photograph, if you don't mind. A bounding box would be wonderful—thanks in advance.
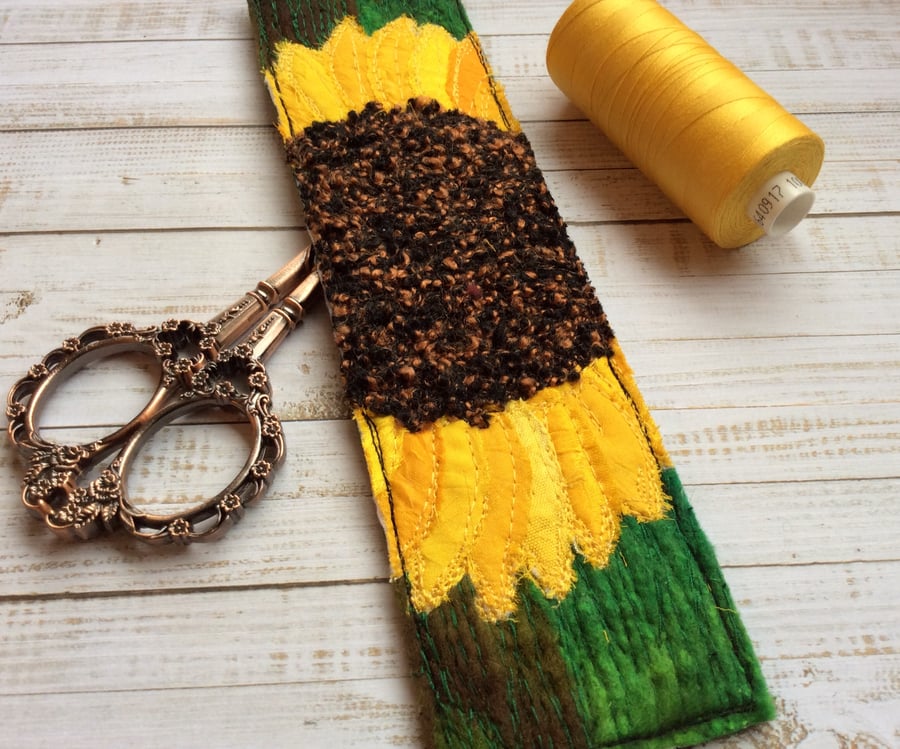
[211,242,314,349]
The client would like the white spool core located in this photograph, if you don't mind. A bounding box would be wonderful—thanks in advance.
[746,171,815,237]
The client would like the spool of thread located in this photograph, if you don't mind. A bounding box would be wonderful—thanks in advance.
[546,0,825,248]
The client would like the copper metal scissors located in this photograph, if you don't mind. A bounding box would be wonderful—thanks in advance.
[5,246,320,544]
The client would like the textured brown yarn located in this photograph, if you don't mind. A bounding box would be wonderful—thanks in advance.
[287,99,614,430]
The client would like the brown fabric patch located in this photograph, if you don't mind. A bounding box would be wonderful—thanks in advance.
[405,576,589,748]
[288,98,613,430]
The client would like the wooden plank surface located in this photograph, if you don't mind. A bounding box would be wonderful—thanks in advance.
[1,0,898,747]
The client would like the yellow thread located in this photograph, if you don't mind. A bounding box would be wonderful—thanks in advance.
[448,34,463,104]
[352,354,668,620]
[546,0,824,247]
[463,430,488,578]
[464,411,524,619]
[539,389,604,559]
[326,22,352,111]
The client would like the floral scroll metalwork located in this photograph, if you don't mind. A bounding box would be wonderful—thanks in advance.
[6,320,285,544]
[5,249,319,545]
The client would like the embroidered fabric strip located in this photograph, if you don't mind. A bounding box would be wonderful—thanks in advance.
[249,1,774,745]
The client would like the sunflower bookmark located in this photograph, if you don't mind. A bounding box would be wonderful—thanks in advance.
[248,2,774,746]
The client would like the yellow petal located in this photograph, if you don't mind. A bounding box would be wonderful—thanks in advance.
[410,23,459,110]
[540,385,621,563]
[467,410,532,618]
[575,358,668,520]
[504,400,577,600]
[326,19,373,112]
[266,18,516,134]
[447,36,518,128]
[607,337,672,467]
[414,419,487,608]
[352,354,669,621]
[271,39,347,130]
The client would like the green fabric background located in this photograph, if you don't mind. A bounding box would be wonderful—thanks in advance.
[413,469,774,748]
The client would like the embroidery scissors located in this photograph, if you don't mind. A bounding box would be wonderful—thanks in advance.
[6,246,320,544]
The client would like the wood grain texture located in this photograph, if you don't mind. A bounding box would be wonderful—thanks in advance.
[0,0,898,746]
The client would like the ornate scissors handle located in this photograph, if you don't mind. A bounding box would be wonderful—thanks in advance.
[5,250,320,544]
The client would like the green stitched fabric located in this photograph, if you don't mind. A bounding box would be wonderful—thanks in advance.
[411,469,773,748]
[356,0,470,39]
[249,0,471,63]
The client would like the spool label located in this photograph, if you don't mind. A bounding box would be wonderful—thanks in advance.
[747,171,816,237]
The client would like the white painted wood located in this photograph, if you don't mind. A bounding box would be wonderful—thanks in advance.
[0,0,898,746]
[2,112,896,231]
[1,60,892,131]
[0,656,897,749]
[5,34,893,128]
[2,0,898,49]
[1,129,896,229]
[0,563,896,693]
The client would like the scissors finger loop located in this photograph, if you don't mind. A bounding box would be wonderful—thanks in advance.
[7,249,317,545]
[6,322,158,453]
[116,386,285,545]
